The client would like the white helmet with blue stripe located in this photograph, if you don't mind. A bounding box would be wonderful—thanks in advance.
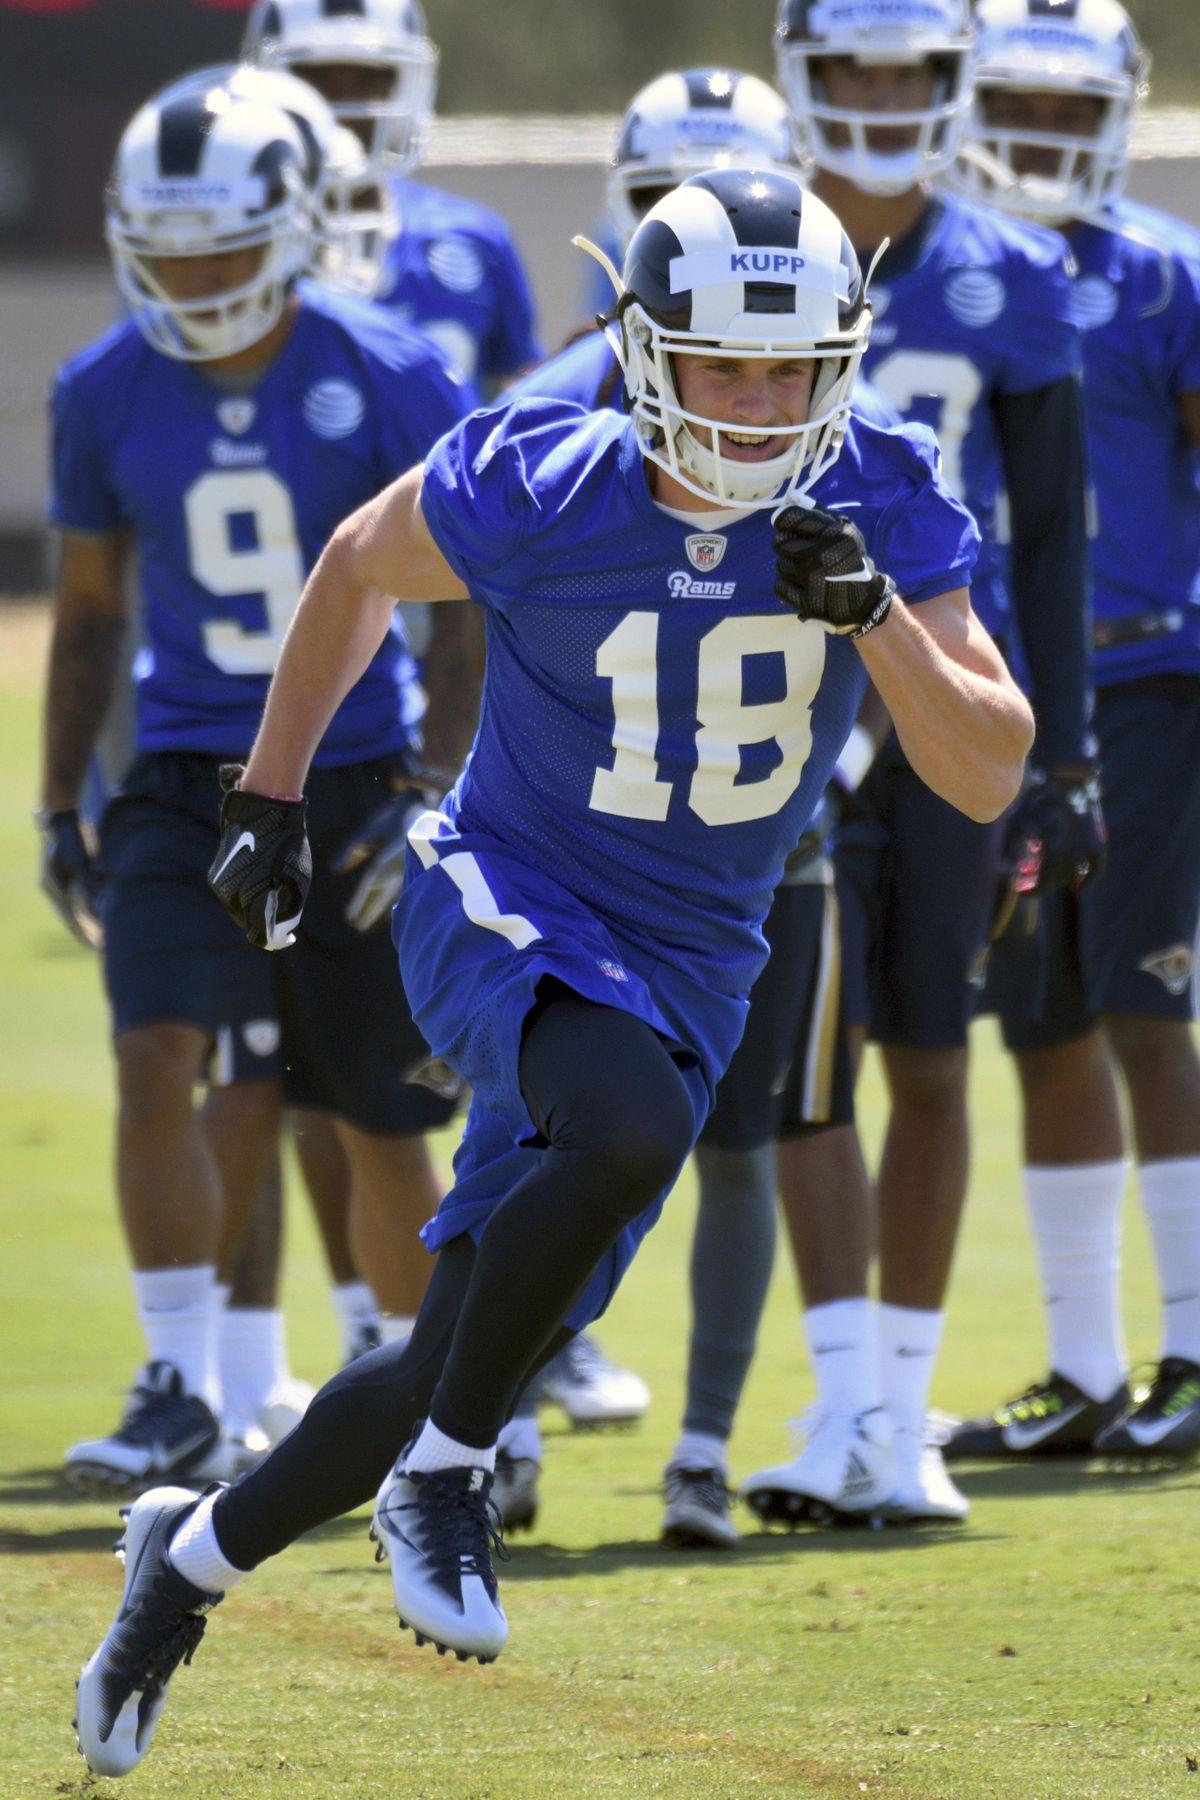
[958,0,1149,226]
[617,167,871,509]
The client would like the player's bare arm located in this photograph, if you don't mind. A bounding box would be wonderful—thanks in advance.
[241,466,469,799]
[41,530,131,810]
[855,587,1033,822]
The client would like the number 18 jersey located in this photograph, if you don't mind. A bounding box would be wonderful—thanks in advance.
[49,281,474,766]
[421,400,979,998]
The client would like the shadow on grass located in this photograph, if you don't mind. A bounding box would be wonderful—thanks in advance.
[0,1465,93,1506]
[0,1523,123,1555]
[952,1456,1200,1501]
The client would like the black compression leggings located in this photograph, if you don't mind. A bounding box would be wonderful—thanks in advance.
[215,992,696,1571]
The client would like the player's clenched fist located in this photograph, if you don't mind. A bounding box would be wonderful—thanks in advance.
[208,765,312,951]
[773,504,895,639]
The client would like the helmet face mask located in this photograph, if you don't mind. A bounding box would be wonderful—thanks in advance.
[956,0,1149,226]
[106,90,310,362]
[617,169,871,511]
[775,0,975,196]
[243,0,437,180]
[608,68,803,251]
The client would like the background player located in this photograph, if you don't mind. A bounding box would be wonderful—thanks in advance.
[242,0,541,393]
[75,169,1033,1777]
[941,0,1200,1461]
[40,82,475,1495]
[740,0,1098,1525]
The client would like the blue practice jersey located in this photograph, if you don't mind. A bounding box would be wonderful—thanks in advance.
[861,192,1079,637]
[1070,200,1200,686]
[420,400,978,999]
[377,176,542,389]
[50,282,475,765]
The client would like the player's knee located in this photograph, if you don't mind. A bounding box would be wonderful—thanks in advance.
[578,1054,696,1214]
[1103,1014,1198,1086]
[114,1021,208,1116]
[882,1044,968,1114]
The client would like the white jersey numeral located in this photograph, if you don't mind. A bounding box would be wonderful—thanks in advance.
[868,348,984,499]
[184,469,306,676]
[590,611,824,827]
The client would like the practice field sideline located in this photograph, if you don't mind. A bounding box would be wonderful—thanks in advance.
[2,603,1197,1800]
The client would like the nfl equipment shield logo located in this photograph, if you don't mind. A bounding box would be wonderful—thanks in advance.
[685,533,727,572]
[217,397,256,436]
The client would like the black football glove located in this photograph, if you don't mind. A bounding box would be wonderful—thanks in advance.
[36,806,104,949]
[333,779,445,933]
[1002,768,1106,899]
[208,765,312,951]
[773,504,895,639]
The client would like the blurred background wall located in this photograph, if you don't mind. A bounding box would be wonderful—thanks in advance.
[0,0,1197,589]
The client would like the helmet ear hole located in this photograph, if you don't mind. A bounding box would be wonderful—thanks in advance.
[617,169,871,510]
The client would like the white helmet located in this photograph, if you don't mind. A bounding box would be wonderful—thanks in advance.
[242,0,436,180]
[105,87,310,361]
[617,167,871,510]
[156,64,393,297]
[958,0,1149,226]
[608,69,802,251]
[775,0,975,196]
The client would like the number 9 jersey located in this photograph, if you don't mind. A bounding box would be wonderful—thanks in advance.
[49,280,476,766]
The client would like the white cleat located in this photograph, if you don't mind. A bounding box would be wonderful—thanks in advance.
[257,1377,317,1446]
[369,1450,509,1664]
[884,1429,970,1522]
[64,1363,221,1498]
[491,1451,540,1534]
[75,1486,222,1777]
[540,1334,650,1428]
[741,1407,895,1528]
[661,1463,740,1549]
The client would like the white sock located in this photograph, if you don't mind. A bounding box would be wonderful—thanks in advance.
[132,1265,219,1411]
[498,1415,542,1463]
[804,1297,880,1418]
[332,1281,381,1361]
[406,1418,495,1474]
[1024,1160,1129,1399]
[168,1490,247,1594]
[877,1304,944,1440]
[219,1308,288,1425]
[668,1430,728,1476]
[1140,1157,1200,1364]
[381,1315,415,1346]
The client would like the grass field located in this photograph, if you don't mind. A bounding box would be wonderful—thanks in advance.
[2,602,1197,1800]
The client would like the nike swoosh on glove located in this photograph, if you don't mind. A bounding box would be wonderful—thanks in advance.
[773,504,895,639]
[208,765,312,951]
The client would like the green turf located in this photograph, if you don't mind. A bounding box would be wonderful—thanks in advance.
[2,604,1197,1800]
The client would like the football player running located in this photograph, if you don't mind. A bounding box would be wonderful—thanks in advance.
[941,0,1200,1461]
[740,0,1097,1527]
[41,83,477,1499]
[499,65,807,1546]
[74,168,1032,1775]
[242,0,542,392]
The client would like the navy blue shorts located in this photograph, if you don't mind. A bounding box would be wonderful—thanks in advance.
[999,679,1200,1051]
[99,752,455,1135]
[395,810,746,1328]
[701,878,855,1150]
[834,734,998,1049]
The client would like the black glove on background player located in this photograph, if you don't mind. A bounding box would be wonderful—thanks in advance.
[208,765,312,951]
[1002,768,1106,899]
[36,806,104,948]
[774,504,895,639]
